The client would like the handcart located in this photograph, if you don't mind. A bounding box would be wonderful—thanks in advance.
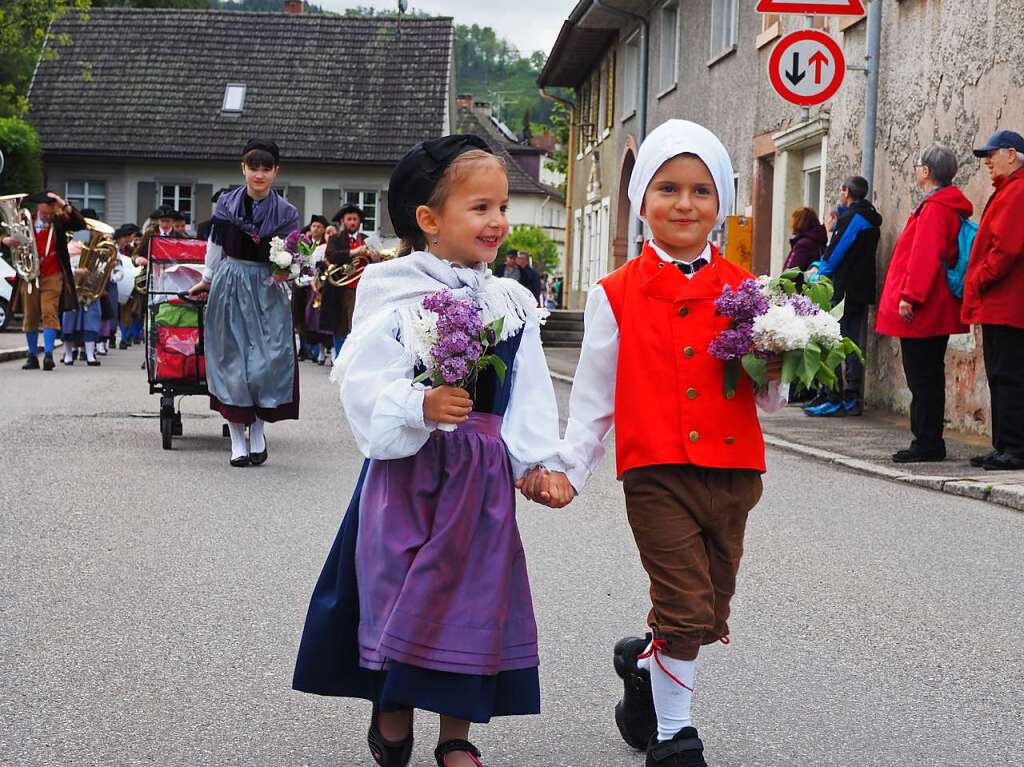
[145,238,210,450]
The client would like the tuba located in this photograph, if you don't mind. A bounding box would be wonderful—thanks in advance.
[0,194,41,293]
[73,219,119,304]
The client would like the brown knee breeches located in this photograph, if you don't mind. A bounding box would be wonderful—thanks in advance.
[623,464,763,661]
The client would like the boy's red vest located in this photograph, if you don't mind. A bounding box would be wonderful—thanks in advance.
[599,242,767,475]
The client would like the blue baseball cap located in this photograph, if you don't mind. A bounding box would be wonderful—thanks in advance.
[973,130,1024,157]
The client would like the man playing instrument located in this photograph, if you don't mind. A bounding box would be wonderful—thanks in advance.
[3,192,86,370]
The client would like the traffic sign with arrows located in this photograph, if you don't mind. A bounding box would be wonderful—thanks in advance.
[756,0,864,14]
[768,29,846,106]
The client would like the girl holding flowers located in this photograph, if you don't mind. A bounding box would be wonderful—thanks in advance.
[189,138,301,467]
[522,121,787,767]
[293,135,567,767]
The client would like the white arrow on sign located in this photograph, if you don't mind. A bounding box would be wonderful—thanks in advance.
[756,0,865,15]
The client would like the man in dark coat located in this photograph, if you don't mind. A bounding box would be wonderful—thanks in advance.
[961,130,1024,470]
[514,252,542,304]
[806,175,882,417]
[4,192,86,370]
[318,204,378,359]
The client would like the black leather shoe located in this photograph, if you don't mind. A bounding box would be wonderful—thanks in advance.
[982,452,1024,471]
[970,450,999,468]
[368,707,413,767]
[892,447,946,464]
[22,355,40,370]
[435,739,484,767]
[86,359,101,367]
[230,455,251,468]
[119,340,128,350]
[645,727,708,767]
[249,442,268,466]
[42,354,55,371]
[613,634,657,750]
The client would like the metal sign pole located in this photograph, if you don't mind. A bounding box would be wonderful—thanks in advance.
[861,0,882,190]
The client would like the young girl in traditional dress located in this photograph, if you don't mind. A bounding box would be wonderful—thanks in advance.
[189,139,301,467]
[293,135,566,767]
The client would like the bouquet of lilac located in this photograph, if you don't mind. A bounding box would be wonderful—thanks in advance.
[709,270,863,395]
[412,289,507,431]
[268,230,317,283]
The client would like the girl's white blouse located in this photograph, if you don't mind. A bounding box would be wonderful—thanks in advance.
[339,310,568,480]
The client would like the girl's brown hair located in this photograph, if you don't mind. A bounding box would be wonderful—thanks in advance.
[790,206,821,235]
[398,150,507,256]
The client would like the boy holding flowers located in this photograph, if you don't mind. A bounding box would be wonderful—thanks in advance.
[521,121,786,766]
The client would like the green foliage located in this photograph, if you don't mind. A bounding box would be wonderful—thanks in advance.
[0,117,44,195]
[544,100,570,193]
[496,225,560,274]
[0,0,90,118]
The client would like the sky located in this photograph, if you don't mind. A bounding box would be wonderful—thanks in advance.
[318,0,575,57]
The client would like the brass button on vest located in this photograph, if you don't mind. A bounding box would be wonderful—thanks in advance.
[689,431,700,443]
[724,436,736,445]
[677,306,689,317]
[686,388,698,399]
[724,390,736,400]
[683,346,695,358]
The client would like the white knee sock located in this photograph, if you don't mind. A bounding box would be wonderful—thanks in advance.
[84,341,96,362]
[227,422,248,459]
[63,345,74,363]
[249,418,266,453]
[649,650,696,741]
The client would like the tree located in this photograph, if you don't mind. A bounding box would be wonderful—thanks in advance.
[496,225,560,275]
[0,0,90,118]
[544,100,570,195]
[0,118,44,196]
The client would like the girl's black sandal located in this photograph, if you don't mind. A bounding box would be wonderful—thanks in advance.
[367,707,413,767]
[434,739,485,767]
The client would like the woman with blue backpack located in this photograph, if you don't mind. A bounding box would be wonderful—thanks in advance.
[876,143,975,463]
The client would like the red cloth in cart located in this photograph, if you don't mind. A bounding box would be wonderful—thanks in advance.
[155,326,205,381]
[151,237,207,263]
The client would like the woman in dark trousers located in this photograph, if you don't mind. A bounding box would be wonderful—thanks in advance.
[783,207,828,271]
[876,144,973,462]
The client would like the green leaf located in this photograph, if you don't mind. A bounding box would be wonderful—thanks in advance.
[807,281,833,311]
[723,358,741,397]
[830,297,846,320]
[781,349,802,384]
[800,342,822,388]
[842,337,865,363]
[484,316,505,347]
[741,353,767,388]
[779,268,802,281]
[477,354,508,384]
[412,370,432,384]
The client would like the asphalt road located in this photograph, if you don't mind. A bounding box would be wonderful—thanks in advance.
[2,347,1022,767]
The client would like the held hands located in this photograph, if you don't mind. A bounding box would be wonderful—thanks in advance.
[423,386,473,426]
[516,467,576,509]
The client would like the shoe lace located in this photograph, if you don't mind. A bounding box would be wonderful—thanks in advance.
[637,639,693,691]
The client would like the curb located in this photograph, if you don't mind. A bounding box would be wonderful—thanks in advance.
[548,371,1024,514]
[0,340,64,364]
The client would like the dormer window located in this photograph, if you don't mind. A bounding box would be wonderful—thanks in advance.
[222,83,246,113]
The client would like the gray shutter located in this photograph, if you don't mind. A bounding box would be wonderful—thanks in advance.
[288,185,305,223]
[322,188,340,219]
[194,183,213,225]
[379,189,395,238]
[137,181,156,225]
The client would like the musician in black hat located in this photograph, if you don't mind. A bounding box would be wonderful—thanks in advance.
[4,191,86,370]
[317,203,378,358]
[171,208,190,237]
[294,214,331,362]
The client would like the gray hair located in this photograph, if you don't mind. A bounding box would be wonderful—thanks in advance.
[918,144,959,186]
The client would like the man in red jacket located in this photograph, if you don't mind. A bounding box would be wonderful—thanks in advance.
[961,130,1024,470]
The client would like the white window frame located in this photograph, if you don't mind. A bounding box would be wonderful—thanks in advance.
[343,189,379,233]
[622,31,640,120]
[710,0,739,61]
[658,1,680,96]
[804,167,822,211]
[65,180,106,219]
[160,183,194,225]
[222,83,246,113]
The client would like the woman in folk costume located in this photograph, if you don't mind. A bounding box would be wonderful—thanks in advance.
[293,135,567,767]
[188,139,301,467]
[522,120,787,767]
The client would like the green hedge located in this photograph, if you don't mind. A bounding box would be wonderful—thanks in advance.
[0,117,43,196]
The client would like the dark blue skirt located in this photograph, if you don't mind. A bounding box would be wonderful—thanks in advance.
[292,460,540,724]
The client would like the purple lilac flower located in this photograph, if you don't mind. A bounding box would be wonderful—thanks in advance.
[434,330,471,358]
[708,322,754,361]
[787,294,817,316]
[440,355,469,384]
[466,341,484,360]
[284,229,302,253]
[715,279,769,322]
[423,289,456,314]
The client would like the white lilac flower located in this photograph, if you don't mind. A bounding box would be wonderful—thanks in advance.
[411,313,439,369]
[269,237,292,269]
[752,303,810,353]
[804,311,842,345]
[756,275,788,306]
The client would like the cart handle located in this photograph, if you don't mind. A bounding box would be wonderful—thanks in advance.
[177,291,207,305]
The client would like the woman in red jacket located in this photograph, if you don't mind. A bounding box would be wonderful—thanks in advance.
[877,144,972,463]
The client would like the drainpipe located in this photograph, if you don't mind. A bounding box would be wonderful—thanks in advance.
[593,0,649,258]
[861,0,882,191]
[539,87,575,306]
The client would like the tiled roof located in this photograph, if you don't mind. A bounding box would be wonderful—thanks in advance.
[455,108,564,201]
[29,9,454,164]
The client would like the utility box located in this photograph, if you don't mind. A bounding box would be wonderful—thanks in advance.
[724,215,753,272]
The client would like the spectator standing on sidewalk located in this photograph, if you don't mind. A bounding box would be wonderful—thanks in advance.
[876,144,972,463]
[805,176,882,417]
[515,251,541,305]
[783,207,828,271]
[960,130,1024,471]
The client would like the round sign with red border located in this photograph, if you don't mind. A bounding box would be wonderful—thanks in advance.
[768,30,845,107]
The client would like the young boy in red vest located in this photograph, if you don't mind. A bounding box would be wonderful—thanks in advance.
[520,120,786,766]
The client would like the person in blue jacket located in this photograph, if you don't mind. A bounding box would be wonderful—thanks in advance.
[806,175,883,417]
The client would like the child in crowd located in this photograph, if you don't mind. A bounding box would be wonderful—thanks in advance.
[293,134,566,767]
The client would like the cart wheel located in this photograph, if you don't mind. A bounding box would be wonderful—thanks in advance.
[172,411,183,437]
[222,424,230,438]
[160,410,174,450]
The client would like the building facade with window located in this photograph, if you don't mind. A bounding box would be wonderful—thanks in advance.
[541,0,1024,434]
[29,8,456,240]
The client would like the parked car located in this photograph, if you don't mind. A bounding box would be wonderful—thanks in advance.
[0,257,16,331]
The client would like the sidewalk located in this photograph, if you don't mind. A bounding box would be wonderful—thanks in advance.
[0,335,64,363]
[545,347,1024,513]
